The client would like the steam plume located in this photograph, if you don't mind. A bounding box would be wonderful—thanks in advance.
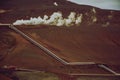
[13,12,83,27]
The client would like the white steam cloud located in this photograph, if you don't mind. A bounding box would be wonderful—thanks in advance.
[13,12,83,27]
[53,2,58,6]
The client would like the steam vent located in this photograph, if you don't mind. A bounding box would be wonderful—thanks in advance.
[0,0,120,80]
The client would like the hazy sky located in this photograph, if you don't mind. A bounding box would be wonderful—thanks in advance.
[68,0,120,10]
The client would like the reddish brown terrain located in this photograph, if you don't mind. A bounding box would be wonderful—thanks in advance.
[0,0,120,80]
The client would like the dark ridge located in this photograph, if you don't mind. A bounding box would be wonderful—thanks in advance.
[0,0,97,9]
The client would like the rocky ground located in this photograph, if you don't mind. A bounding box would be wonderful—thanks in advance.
[0,0,120,80]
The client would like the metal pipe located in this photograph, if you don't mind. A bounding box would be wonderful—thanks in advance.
[69,73,117,76]
[1,24,120,76]
[8,24,95,66]
[9,24,68,65]
[66,62,95,65]
[98,64,118,75]
[0,24,10,26]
